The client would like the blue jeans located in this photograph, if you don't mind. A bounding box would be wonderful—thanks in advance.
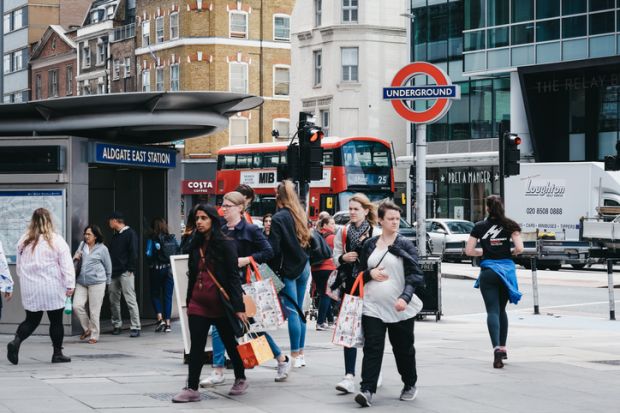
[280,261,311,353]
[211,327,282,368]
[149,266,174,320]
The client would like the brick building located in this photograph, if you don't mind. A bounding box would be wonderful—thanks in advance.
[134,0,294,158]
[30,25,78,100]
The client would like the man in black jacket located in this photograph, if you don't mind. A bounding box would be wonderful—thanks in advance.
[107,212,141,337]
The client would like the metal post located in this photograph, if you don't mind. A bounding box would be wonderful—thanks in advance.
[531,257,540,315]
[607,259,616,320]
[416,123,427,257]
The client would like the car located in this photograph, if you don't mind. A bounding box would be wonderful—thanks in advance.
[423,218,475,260]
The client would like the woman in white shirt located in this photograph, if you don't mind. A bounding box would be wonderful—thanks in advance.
[6,208,75,365]
[0,239,14,320]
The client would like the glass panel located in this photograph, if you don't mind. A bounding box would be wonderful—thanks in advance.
[569,134,586,161]
[488,48,509,69]
[448,59,466,82]
[464,0,485,30]
[590,35,616,57]
[536,41,561,63]
[263,152,280,168]
[563,38,588,60]
[598,132,618,159]
[512,0,533,23]
[224,155,236,169]
[487,0,508,26]
[448,1,464,57]
[464,30,485,51]
[237,154,252,168]
[470,80,493,139]
[341,141,391,168]
[449,82,470,140]
[536,19,560,42]
[590,12,615,35]
[537,0,560,19]
[252,153,263,168]
[428,116,448,142]
[511,23,534,45]
[494,78,510,137]
[590,0,615,12]
[511,45,535,65]
[274,16,290,40]
[274,67,289,96]
[562,16,586,38]
[428,1,448,62]
[464,51,486,72]
[413,5,428,61]
[562,0,586,15]
[488,27,509,48]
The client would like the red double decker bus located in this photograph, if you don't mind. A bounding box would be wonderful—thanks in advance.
[215,136,395,220]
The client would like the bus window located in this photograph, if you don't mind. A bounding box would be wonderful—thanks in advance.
[237,154,252,168]
[223,155,236,169]
[252,153,263,169]
[279,151,287,164]
[264,152,280,168]
[342,141,391,168]
[323,150,333,166]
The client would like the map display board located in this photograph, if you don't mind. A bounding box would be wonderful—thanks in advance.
[0,190,66,264]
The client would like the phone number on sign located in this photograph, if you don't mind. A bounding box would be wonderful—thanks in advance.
[525,208,562,215]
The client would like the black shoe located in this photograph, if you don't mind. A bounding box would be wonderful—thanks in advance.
[130,329,141,338]
[155,320,165,332]
[355,391,373,407]
[112,327,122,335]
[7,336,21,365]
[52,347,71,363]
[493,350,504,369]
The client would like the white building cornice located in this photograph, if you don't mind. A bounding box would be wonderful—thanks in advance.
[76,21,114,39]
[135,37,291,55]
[31,52,76,70]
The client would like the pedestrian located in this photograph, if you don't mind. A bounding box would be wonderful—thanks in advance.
[6,208,74,365]
[262,213,272,237]
[201,191,291,387]
[268,180,312,368]
[354,201,425,407]
[147,217,179,333]
[0,239,14,321]
[312,215,337,330]
[465,195,524,369]
[172,204,249,403]
[107,211,141,337]
[73,225,112,344]
[332,193,380,394]
[181,205,199,254]
[235,184,256,223]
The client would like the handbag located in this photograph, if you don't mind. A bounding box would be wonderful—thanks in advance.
[309,229,332,265]
[332,272,365,348]
[243,258,285,332]
[73,242,84,276]
[325,270,341,301]
[237,333,274,369]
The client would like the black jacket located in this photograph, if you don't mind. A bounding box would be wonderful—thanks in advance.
[108,226,138,277]
[268,208,309,279]
[186,234,245,313]
[357,234,425,303]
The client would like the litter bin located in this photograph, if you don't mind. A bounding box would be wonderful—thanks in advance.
[415,257,442,322]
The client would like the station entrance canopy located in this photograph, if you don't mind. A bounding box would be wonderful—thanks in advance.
[0,92,263,143]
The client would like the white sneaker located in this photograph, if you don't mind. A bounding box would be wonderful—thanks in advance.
[294,355,306,368]
[275,356,291,382]
[199,371,225,387]
[335,374,355,394]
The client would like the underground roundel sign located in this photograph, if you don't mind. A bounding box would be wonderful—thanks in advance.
[383,62,460,124]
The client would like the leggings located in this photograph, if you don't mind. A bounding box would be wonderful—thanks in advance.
[16,308,65,348]
[478,268,509,348]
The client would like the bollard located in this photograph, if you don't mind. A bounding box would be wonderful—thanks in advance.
[531,257,540,315]
[607,259,616,321]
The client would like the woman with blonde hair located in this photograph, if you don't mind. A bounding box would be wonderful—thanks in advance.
[268,180,312,368]
[7,208,75,365]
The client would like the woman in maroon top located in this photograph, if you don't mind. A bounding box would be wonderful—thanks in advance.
[172,204,248,403]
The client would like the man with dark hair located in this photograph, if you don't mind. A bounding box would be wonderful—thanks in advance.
[107,211,141,337]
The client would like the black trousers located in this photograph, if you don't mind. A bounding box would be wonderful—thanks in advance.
[16,308,65,349]
[187,315,245,390]
[360,315,417,393]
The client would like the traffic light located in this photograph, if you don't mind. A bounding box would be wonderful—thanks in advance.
[298,112,324,182]
[604,142,620,171]
[278,143,301,181]
[504,134,521,177]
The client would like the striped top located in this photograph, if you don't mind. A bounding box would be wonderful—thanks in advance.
[0,240,13,293]
[16,233,75,311]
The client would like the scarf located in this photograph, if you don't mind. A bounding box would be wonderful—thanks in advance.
[347,220,371,251]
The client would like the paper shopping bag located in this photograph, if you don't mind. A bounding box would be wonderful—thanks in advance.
[332,273,364,348]
[243,258,285,332]
[237,334,274,369]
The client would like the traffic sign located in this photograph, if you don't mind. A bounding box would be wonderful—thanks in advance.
[384,62,460,124]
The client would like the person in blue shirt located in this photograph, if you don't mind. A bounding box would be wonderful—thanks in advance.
[465,195,524,369]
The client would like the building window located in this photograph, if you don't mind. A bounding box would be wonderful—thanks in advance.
[4,49,27,73]
[142,20,150,47]
[341,47,358,82]
[315,0,322,26]
[170,64,179,91]
[13,92,23,103]
[320,110,330,136]
[82,44,91,68]
[13,8,24,30]
[4,7,27,32]
[230,12,248,38]
[273,66,290,97]
[313,50,322,86]
[342,0,358,23]
[13,49,24,72]
[170,12,179,39]
[107,5,115,19]
[155,16,164,43]
[66,66,73,95]
[113,59,120,79]
[97,80,106,94]
[123,57,131,77]
[3,54,11,74]
[97,41,107,65]
[274,15,290,41]
[3,94,12,103]
[156,67,164,91]
[230,117,249,145]
[229,62,248,93]
[48,70,58,97]
[142,69,151,92]
[273,119,290,141]
[35,74,42,100]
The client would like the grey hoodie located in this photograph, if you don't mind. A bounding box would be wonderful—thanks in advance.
[76,242,112,286]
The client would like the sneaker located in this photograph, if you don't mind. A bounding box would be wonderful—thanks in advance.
[130,329,141,338]
[316,322,329,331]
[399,385,418,401]
[493,350,504,369]
[172,387,200,403]
[335,374,355,394]
[164,324,172,333]
[111,327,122,335]
[294,355,306,368]
[275,356,291,382]
[355,391,373,407]
[200,372,225,387]
[228,378,248,396]
[155,320,165,332]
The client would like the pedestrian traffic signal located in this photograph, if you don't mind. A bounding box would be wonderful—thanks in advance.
[504,134,521,177]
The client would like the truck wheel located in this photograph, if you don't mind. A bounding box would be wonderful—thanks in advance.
[548,265,561,271]
[571,264,586,270]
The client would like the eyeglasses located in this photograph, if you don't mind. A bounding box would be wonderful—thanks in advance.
[221,203,238,209]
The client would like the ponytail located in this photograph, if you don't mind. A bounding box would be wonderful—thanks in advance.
[486,195,520,233]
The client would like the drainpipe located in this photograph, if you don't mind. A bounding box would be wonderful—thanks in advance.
[259,0,264,142]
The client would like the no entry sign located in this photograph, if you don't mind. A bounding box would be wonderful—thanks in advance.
[384,62,460,124]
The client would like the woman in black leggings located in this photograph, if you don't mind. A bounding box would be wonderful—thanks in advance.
[465,195,523,368]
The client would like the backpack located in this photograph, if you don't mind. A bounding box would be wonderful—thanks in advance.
[309,230,332,266]
[157,234,180,264]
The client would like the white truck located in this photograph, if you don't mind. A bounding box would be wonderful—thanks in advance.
[504,162,620,269]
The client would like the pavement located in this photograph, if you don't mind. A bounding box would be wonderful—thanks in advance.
[0,272,619,413]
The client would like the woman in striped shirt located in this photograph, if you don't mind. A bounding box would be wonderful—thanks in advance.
[6,208,75,365]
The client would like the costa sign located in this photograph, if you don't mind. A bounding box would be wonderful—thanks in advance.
[182,180,215,195]
[383,62,460,124]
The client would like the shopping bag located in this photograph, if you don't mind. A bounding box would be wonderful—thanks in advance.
[243,258,285,332]
[237,334,274,369]
[332,273,364,348]
[247,259,285,293]
[325,270,341,301]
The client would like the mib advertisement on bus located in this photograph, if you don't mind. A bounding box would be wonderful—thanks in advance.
[240,169,331,188]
